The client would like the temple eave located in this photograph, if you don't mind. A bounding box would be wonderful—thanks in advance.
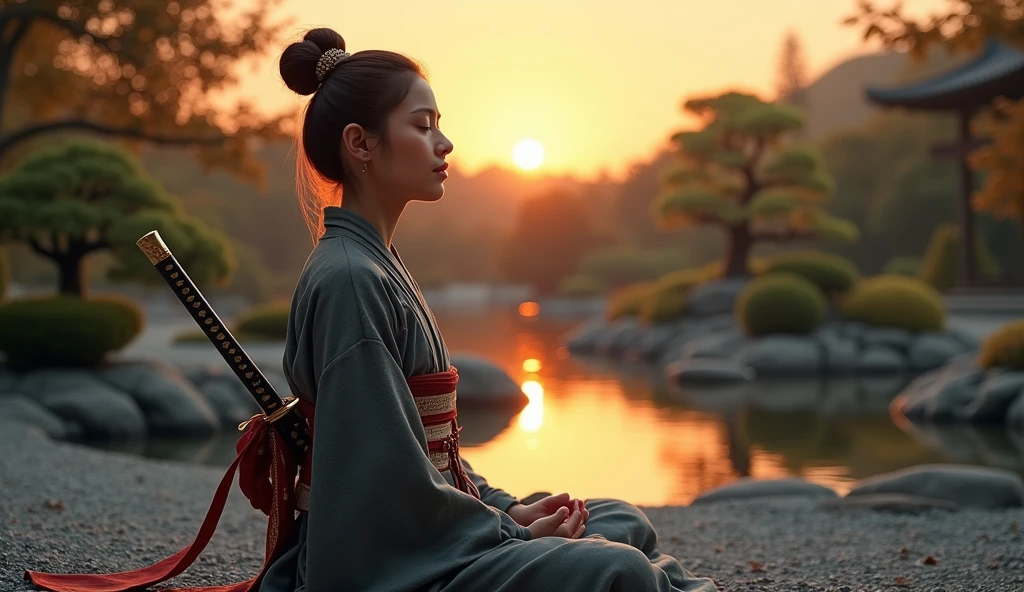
[864,41,1024,111]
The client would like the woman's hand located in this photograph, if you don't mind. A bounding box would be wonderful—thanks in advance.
[526,504,587,540]
[508,493,590,538]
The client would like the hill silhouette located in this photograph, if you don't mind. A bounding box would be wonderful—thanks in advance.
[800,46,971,140]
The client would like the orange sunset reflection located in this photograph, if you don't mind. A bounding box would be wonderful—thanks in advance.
[437,309,930,507]
[517,380,545,434]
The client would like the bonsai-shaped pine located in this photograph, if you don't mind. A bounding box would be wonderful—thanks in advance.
[652,91,858,277]
[0,140,233,296]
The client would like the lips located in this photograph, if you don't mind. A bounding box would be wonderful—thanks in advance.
[433,162,448,173]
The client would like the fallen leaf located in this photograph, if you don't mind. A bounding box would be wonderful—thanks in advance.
[749,560,765,573]
[894,575,910,587]
[714,546,724,554]
[899,547,910,558]
[45,499,65,511]
[917,554,938,566]
[669,536,682,544]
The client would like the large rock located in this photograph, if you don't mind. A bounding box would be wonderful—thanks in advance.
[896,369,984,422]
[198,379,262,426]
[862,327,913,352]
[565,320,610,355]
[691,477,837,504]
[1007,393,1024,429]
[908,333,968,371]
[97,360,220,437]
[0,365,16,393]
[20,369,147,440]
[957,372,1024,424]
[686,279,749,318]
[632,322,687,362]
[821,493,959,514]
[739,336,820,377]
[814,328,858,374]
[0,395,70,439]
[856,346,905,374]
[846,464,1024,509]
[681,327,745,360]
[595,319,645,357]
[666,358,754,386]
[450,354,527,409]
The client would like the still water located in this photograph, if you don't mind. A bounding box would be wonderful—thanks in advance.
[102,307,1024,507]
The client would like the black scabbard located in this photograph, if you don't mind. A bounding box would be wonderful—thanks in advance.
[136,230,310,462]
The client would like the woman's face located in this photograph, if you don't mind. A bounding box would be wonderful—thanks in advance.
[375,77,453,203]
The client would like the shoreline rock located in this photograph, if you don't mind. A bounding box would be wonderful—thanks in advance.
[566,315,978,382]
[0,352,525,444]
[892,355,1024,428]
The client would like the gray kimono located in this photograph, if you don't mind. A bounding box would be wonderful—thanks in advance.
[261,207,718,592]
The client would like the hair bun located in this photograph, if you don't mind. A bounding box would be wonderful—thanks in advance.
[279,28,347,96]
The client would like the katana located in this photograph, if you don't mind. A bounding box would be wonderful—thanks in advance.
[136,230,309,460]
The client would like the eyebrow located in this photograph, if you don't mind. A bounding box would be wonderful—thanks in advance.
[409,107,441,121]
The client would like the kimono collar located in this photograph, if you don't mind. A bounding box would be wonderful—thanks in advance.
[321,206,395,258]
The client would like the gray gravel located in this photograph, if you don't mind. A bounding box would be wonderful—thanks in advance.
[2,422,1023,592]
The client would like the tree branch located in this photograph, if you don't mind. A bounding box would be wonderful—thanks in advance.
[0,19,30,125]
[82,240,109,254]
[752,227,815,242]
[27,235,55,258]
[0,5,140,63]
[0,119,225,159]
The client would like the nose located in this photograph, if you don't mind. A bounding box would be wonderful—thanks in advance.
[436,131,453,157]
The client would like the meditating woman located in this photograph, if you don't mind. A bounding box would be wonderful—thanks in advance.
[261,27,719,592]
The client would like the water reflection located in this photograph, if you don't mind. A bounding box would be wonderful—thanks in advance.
[101,308,1024,507]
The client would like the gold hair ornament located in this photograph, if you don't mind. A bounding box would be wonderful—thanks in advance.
[316,48,350,85]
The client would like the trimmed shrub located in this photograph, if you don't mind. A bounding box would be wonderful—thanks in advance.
[735,273,827,336]
[605,282,654,321]
[0,295,143,369]
[918,223,1000,290]
[760,250,860,294]
[840,274,945,332]
[978,319,1024,371]
[557,274,606,297]
[883,256,921,277]
[639,269,706,324]
[234,301,290,341]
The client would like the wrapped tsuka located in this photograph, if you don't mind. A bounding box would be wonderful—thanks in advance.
[136,230,309,459]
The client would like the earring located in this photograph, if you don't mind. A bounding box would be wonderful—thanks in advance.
[361,161,368,173]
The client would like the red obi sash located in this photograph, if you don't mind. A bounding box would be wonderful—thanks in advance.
[24,367,477,592]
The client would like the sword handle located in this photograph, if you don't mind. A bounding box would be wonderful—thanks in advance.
[136,230,309,460]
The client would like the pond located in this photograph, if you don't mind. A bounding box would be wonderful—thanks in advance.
[97,307,1024,506]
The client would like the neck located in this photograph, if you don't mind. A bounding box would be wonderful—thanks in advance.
[341,188,405,248]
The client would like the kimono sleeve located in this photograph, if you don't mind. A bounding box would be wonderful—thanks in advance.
[303,338,532,591]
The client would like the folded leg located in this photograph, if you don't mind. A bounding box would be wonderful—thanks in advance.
[438,534,718,592]
[580,498,715,590]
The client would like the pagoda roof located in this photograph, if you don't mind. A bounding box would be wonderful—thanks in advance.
[865,40,1024,110]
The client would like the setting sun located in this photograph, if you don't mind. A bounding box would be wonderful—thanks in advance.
[512,138,545,171]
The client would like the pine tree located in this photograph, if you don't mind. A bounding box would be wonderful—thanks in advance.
[652,91,858,277]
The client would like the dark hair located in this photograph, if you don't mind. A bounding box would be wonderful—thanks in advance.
[279,28,424,241]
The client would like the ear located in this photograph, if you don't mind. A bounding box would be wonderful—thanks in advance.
[340,123,374,163]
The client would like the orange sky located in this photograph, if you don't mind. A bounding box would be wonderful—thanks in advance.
[233,0,948,180]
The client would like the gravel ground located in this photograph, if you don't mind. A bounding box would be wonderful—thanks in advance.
[2,422,1023,592]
